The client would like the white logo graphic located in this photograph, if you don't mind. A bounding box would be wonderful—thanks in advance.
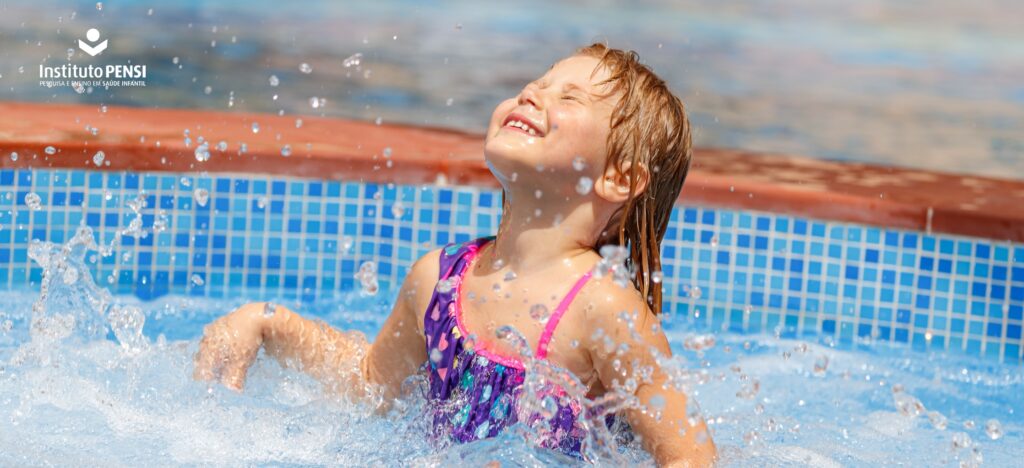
[78,28,108,56]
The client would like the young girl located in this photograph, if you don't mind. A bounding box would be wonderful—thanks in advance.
[193,43,716,466]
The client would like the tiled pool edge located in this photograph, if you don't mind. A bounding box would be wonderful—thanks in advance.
[2,102,1023,242]
[0,168,1020,363]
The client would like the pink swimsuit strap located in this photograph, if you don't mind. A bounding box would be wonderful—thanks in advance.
[535,270,593,359]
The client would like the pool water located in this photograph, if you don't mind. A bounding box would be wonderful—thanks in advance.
[1,260,1020,466]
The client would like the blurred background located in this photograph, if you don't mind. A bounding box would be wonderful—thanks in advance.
[1,0,1022,178]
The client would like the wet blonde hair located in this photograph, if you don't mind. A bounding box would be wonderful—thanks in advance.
[579,43,693,315]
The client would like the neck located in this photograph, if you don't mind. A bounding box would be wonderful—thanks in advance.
[479,190,603,276]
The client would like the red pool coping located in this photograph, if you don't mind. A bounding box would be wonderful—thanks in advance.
[1,102,1022,242]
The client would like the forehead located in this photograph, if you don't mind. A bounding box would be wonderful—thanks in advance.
[538,55,615,93]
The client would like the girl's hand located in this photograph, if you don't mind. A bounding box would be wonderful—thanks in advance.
[192,302,269,391]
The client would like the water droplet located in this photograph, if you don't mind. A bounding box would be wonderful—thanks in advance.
[710,235,719,248]
[813,355,829,376]
[436,277,458,294]
[92,151,105,166]
[9,152,18,162]
[194,142,210,162]
[263,302,277,318]
[203,85,212,95]
[445,98,454,106]
[269,75,279,87]
[529,304,550,323]
[595,244,632,287]
[575,176,593,195]
[688,285,703,299]
[342,236,354,252]
[429,347,443,363]
[95,2,103,11]
[354,261,379,296]
[44,146,56,155]
[299,62,312,74]
[893,392,925,417]
[190,274,205,286]
[343,53,363,68]
[964,420,976,430]
[572,156,586,171]
[295,118,303,128]
[256,196,268,209]
[390,202,405,218]
[309,97,324,109]
[172,57,179,65]
[24,193,42,210]
[928,411,948,430]
[71,81,86,94]
[952,431,973,449]
[280,144,292,157]
[984,419,1003,440]
[251,122,260,134]
[375,116,383,125]
[651,270,663,284]
[193,188,209,207]
[216,141,228,152]
[684,334,716,351]
[503,271,517,282]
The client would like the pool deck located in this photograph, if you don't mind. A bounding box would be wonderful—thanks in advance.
[1,102,1022,242]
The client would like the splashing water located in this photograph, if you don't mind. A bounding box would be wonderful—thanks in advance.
[593,245,632,288]
[0,212,1021,465]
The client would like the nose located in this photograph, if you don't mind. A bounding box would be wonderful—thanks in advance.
[517,84,543,110]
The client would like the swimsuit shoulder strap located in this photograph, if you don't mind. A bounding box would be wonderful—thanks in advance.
[535,270,593,359]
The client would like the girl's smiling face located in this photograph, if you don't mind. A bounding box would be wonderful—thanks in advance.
[484,55,618,196]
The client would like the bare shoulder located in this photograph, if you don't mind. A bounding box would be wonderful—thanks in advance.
[403,247,444,309]
[578,273,670,353]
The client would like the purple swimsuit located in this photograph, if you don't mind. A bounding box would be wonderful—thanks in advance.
[423,236,594,456]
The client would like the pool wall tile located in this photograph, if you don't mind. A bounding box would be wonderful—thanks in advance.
[0,169,1021,363]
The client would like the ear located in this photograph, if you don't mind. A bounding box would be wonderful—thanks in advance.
[593,160,650,204]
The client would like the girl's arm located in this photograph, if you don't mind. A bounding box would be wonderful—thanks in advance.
[584,286,717,467]
[193,250,437,406]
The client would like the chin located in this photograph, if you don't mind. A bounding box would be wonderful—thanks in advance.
[483,141,524,187]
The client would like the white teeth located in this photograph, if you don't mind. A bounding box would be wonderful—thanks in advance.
[504,118,541,136]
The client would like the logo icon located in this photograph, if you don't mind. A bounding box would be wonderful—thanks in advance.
[78,28,108,56]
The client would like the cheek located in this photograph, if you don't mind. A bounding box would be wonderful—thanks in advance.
[552,111,608,160]
[489,99,516,128]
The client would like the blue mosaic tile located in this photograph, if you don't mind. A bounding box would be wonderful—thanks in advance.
[0,169,1021,363]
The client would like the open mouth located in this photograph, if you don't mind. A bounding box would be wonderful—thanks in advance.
[501,113,546,137]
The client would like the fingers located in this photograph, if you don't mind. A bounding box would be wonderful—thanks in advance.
[192,334,217,381]
[221,358,251,392]
[192,318,259,393]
